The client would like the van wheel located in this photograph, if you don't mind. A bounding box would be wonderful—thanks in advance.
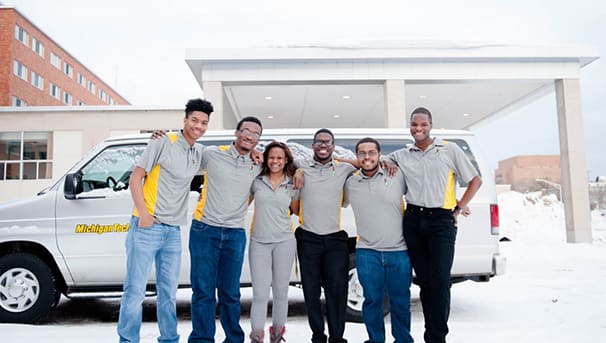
[346,254,364,322]
[345,253,391,323]
[0,253,56,323]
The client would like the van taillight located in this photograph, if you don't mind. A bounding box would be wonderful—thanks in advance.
[490,204,499,235]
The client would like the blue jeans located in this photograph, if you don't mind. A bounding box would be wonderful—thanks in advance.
[117,216,181,343]
[356,249,413,343]
[188,220,246,343]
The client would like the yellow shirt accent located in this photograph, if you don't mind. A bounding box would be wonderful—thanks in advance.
[167,132,178,143]
[298,199,304,227]
[218,144,230,151]
[193,170,208,221]
[442,169,457,209]
[337,191,344,231]
[133,164,161,217]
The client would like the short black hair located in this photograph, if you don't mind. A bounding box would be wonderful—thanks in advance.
[355,137,381,153]
[236,116,263,133]
[410,107,432,124]
[314,128,334,141]
[185,98,213,118]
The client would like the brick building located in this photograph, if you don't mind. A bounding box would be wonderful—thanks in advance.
[0,6,129,107]
[495,155,561,192]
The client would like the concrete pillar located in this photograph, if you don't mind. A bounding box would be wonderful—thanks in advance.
[202,81,225,130]
[384,80,406,128]
[555,79,592,243]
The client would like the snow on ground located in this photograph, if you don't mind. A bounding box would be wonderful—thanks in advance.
[2,191,606,342]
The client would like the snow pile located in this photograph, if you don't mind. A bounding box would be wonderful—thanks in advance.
[498,191,606,244]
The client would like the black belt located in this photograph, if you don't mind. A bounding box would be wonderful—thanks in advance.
[406,204,453,214]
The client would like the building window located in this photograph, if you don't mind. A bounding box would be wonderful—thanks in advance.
[14,25,29,46]
[0,132,53,180]
[63,91,72,105]
[76,100,84,106]
[99,89,106,102]
[32,38,44,57]
[87,80,96,94]
[13,60,28,81]
[49,83,60,99]
[31,71,44,90]
[11,96,27,107]
[77,72,86,86]
[63,62,73,78]
[108,95,114,105]
[50,52,61,69]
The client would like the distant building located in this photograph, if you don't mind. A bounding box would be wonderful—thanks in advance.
[495,155,561,192]
[0,6,129,107]
[589,176,606,210]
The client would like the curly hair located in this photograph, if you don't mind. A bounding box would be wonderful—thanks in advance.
[185,98,213,117]
[261,141,296,177]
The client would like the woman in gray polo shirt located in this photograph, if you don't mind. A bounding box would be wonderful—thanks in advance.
[248,141,300,343]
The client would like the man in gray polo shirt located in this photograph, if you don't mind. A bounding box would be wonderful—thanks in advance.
[389,107,482,343]
[188,116,263,343]
[294,128,356,343]
[118,98,213,343]
[343,137,413,343]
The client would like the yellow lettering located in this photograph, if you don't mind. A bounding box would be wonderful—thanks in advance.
[74,223,129,234]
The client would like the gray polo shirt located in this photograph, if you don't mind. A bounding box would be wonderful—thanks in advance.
[295,158,356,235]
[388,137,479,209]
[133,132,204,226]
[250,175,299,243]
[344,167,407,251]
[193,143,261,228]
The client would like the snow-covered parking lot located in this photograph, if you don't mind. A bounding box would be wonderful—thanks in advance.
[3,192,606,342]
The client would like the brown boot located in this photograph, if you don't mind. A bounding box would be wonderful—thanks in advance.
[250,330,264,343]
[269,325,285,343]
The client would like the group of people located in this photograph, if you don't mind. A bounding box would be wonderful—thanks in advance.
[116,97,482,343]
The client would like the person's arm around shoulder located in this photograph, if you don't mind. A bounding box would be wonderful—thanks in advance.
[130,166,154,228]
[292,158,305,190]
[250,149,263,164]
[379,150,401,177]
[334,157,360,169]
[342,174,352,208]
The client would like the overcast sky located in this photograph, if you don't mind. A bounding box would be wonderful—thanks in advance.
[3,0,605,178]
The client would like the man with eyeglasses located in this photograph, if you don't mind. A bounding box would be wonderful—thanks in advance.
[343,137,413,343]
[293,128,356,343]
[188,116,263,343]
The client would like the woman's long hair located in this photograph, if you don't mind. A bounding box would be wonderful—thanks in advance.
[261,141,296,178]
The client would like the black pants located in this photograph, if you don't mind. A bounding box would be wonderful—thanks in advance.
[403,205,457,343]
[295,228,349,343]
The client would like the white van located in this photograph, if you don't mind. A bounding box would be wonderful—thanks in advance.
[0,128,505,323]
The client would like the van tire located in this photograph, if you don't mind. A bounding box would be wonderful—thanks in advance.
[345,253,391,323]
[0,253,56,323]
[346,254,364,322]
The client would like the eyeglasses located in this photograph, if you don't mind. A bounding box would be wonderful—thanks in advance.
[312,140,334,147]
[238,128,260,139]
[357,150,379,158]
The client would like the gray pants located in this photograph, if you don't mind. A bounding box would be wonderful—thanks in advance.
[249,238,296,332]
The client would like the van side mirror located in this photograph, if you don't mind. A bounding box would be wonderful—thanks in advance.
[64,172,82,199]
